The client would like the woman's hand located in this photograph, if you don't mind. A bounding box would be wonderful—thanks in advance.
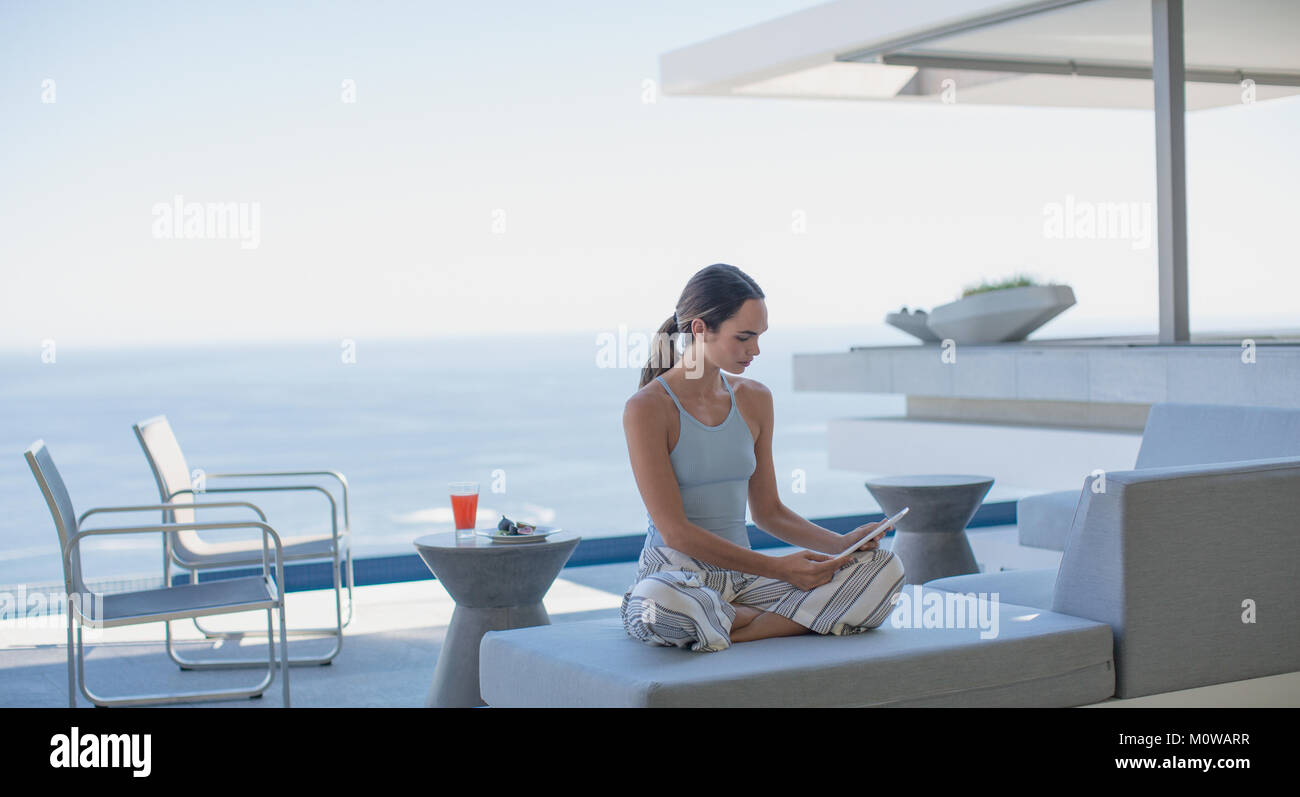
[772,550,843,591]
[837,521,889,556]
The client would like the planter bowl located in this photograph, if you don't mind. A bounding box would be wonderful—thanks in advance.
[926,284,1076,343]
[885,308,942,342]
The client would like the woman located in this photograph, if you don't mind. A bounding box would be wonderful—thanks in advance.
[620,263,906,652]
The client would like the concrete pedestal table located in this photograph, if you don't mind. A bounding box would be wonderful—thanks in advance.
[864,475,993,585]
[413,530,581,707]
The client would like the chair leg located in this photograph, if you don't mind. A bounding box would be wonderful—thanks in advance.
[266,606,274,682]
[178,556,349,668]
[278,601,290,707]
[77,619,274,707]
[66,603,77,708]
[341,547,355,629]
[164,617,191,670]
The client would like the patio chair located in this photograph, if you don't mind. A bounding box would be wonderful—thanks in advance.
[24,440,290,707]
[133,415,353,668]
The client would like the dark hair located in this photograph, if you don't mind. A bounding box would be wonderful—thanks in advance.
[638,263,765,389]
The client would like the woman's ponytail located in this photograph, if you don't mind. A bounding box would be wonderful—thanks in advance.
[639,313,681,389]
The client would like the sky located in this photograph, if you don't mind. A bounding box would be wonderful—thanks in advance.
[1,0,1297,351]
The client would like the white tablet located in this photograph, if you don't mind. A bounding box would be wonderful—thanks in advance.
[831,507,909,563]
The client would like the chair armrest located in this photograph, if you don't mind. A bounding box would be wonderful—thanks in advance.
[1015,490,1079,551]
[168,484,341,542]
[1053,455,1300,698]
[64,521,286,598]
[205,470,350,531]
[78,501,267,527]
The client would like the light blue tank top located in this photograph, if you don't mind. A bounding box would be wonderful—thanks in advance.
[644,371,757,550]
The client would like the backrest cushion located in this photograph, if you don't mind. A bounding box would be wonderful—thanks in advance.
[133,417,195,525]
[1136,402,1300,469]
[24,442,85,592]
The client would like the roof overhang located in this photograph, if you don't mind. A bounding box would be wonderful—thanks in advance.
[661,0,1300,109]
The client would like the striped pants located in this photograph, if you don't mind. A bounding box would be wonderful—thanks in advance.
[620,544,906,652]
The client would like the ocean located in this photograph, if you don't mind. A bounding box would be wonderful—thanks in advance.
[1,326,917,586]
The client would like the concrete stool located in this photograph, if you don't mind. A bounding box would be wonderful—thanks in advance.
[865,475,993,585]
[414,530,580,707]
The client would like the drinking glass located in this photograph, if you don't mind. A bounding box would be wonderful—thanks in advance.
[449,481,479,541]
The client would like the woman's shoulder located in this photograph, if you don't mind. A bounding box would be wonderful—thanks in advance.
[727,375,772,424]
[624,379,677,447]
[630,375,668,401]
[626,377,672,418]
[727,374,771,400]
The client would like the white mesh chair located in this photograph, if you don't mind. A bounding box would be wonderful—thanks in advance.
[133,415,353,668]
[24,440,290,707]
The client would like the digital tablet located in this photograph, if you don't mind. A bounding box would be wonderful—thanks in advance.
[830,507,909,563]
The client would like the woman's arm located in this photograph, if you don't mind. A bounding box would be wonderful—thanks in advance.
[745,380,850,554]
[657,518,790,577]
[754,503,846,554]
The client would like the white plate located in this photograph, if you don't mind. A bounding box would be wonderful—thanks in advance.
[476,526,563,544]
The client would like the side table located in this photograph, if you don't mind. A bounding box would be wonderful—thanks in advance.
[413,530,581,707]
[864,475,993,585]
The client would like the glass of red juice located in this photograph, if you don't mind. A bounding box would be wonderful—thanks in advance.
[449,482,479,540]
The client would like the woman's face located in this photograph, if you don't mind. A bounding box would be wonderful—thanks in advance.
[689,297,767,373]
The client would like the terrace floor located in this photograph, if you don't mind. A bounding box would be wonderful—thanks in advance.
[0,525,1058,708]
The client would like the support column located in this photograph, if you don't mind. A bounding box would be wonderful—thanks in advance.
[1152,0,1190,343]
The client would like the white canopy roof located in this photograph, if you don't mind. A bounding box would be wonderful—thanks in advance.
[661,0,1300,109]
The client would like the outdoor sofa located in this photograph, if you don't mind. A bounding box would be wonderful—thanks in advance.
[477,403,1300,707]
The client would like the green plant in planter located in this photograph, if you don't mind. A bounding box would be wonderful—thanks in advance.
[960,273,1043,299]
